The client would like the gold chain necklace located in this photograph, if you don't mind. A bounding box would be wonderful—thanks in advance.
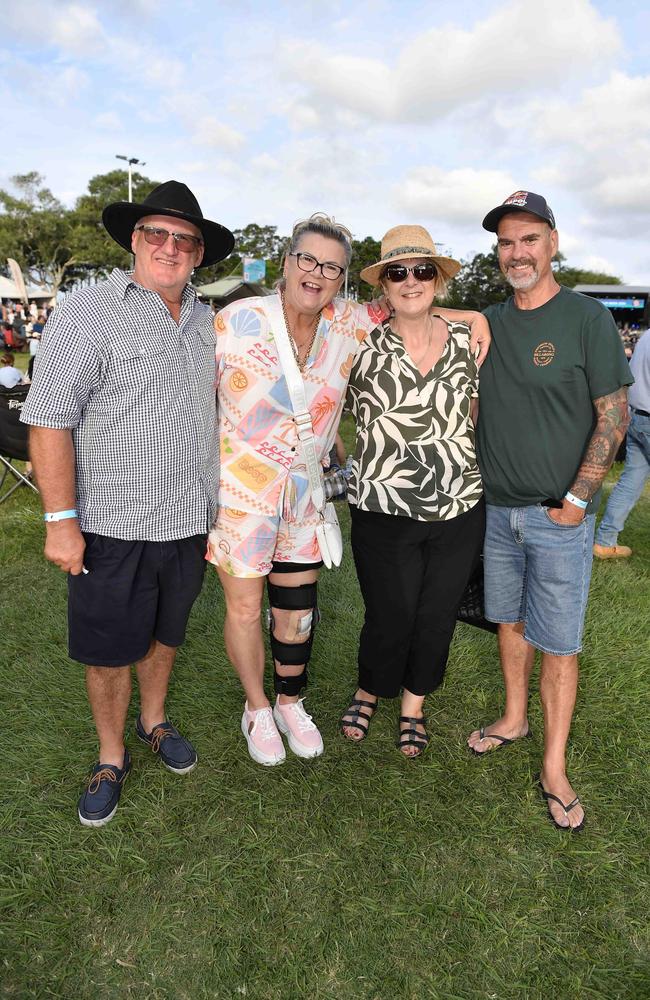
[281,291,321,372]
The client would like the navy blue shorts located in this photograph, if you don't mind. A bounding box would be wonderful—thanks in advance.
[68,533,207,667]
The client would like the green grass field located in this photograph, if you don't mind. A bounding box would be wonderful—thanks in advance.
[1,433,648,998]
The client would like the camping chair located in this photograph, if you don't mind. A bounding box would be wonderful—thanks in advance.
[0,384,38,503]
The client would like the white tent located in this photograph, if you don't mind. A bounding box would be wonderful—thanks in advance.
[0,275,54,302]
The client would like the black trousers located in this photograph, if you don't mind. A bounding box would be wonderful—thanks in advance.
[350,499,485,698]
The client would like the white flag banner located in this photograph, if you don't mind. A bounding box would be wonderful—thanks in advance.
[7,258,29,305]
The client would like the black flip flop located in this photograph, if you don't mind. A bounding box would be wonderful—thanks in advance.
[538,779,585,833]
[470,724,532,756]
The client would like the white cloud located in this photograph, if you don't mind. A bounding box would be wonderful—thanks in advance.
[395,167,518,227]
[283,101,322,132]
[177,160,210,175]
[211,158,241,178]
[531,71,650,150]
[192,117,245,152]
[582,254,620,275]
[555,231,581,256]
[51,4,104,55]
[527,71,650,216]
[95,111,122,130]
[250,153,280,173]
[280,42,392,119]
[281,0,621,123]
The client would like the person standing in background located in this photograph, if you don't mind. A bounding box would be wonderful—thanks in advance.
[593,329,649,558]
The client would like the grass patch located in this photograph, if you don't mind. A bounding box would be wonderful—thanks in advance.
[1,463,648,999]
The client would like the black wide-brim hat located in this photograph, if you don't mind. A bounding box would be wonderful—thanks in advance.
[102,180,235,268]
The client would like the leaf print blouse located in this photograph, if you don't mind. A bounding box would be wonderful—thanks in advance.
[346,318,483,521]
[214,294,378,522]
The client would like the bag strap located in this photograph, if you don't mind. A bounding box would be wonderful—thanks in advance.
[263,295,326,513]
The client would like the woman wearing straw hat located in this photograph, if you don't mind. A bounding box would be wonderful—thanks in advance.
[207,215,490,767]
[341,225,485,757]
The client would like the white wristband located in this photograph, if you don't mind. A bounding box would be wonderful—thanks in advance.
[43,509,77,522]
[564,491,588,510]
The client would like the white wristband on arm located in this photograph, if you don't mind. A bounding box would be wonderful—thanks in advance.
[564,491,588,510]
[43,509,77,522]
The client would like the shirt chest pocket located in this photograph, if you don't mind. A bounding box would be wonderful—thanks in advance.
[107,337,171,390]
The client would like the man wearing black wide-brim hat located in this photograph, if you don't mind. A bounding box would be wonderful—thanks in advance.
[22,181,234,827]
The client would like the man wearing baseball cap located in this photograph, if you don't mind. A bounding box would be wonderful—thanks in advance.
[467,191,632,831]
[22,181,234,826]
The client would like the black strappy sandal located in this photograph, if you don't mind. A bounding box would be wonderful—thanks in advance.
[397,715,428,757]
[340,696,378,742]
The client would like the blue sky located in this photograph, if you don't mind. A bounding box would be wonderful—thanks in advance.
[1,0,649,282]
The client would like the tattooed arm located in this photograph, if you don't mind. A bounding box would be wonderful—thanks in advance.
[549,387,630,525]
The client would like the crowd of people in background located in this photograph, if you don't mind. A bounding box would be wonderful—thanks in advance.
[1,301,53,379]
[617,322,647,359]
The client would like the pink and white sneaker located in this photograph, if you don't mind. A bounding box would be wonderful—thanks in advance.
[273,697,324,759]
[241,702,286,766]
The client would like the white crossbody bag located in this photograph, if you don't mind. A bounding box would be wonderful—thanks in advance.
[264,296,343,569]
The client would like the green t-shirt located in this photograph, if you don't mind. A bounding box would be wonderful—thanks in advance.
[477,286,633,510]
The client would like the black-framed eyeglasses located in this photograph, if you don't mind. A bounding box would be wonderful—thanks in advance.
[289,252,346,280]
[382,262,438,283]
[135,225,204,253]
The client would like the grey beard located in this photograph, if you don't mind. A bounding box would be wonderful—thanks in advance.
[505,266,539,291]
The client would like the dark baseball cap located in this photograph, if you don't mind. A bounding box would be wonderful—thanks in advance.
[482,190,556,232]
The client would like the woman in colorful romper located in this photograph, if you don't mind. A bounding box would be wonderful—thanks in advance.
[207,214,490,765]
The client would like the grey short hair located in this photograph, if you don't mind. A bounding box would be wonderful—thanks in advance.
[288,212,353,267]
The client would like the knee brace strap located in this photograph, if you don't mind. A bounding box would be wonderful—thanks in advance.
[274,666,307,696]
[271,635,312,666]
[267,580,317,610]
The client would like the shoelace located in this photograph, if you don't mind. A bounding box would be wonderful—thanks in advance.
[87,767,118,794]
[252,708,277,743]
[287,699,316,733]
[150,724,173,753]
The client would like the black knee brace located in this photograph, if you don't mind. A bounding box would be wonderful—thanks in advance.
[266,580,319,695]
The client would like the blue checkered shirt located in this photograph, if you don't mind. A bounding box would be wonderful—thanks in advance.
[21,269,218,541]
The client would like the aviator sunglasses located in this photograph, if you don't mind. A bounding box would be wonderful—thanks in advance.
[135,225,204,252]
[383,261,438,283]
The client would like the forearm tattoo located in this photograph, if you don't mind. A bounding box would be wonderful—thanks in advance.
[571,388,630,501]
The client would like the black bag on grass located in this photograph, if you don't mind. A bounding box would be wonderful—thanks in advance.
[456,555,498,634]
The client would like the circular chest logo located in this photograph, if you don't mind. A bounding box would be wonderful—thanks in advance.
[229,370,248,391]
[533,342,555,367]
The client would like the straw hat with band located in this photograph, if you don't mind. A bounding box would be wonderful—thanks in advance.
[102,180,235,268]
[360,225,461,286]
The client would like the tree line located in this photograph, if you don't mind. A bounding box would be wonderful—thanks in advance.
[0,170,622,305]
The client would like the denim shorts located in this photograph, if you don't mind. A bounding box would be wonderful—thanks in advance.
[484,504,596,655]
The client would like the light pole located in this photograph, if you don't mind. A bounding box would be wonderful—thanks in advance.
[115,155,146,202]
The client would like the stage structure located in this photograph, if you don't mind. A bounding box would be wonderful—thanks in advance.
[574,285,650,326]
